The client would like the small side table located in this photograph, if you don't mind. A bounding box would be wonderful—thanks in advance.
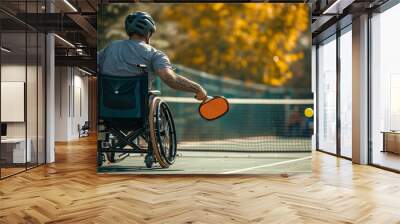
[381,131,400,154]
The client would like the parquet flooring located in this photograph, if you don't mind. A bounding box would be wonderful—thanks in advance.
[1,136,400,223]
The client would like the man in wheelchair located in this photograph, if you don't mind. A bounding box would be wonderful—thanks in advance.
[97,11,207,168]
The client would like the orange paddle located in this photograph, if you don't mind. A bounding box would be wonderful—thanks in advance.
[199,96,229,121]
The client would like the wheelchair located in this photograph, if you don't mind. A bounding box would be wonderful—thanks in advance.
[78,121,90,138]
[97,65,177,168]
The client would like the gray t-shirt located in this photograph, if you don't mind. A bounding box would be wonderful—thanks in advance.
[97,40,172,88]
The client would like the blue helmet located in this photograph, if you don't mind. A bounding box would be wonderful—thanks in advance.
[125,11,156,37]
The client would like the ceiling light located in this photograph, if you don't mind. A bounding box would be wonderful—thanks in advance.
[54,34,75,48]
[322,0,354,15]
[78,67,92,76]
[1,47,11,53]
[63,0,78,12]
[76,48,86,55]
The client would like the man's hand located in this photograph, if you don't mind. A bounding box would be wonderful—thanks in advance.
[195,88,207,101]
[156,68,207,101]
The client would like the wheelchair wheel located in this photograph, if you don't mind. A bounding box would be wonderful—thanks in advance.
[149,97,177,168]
[145,154,154,168]
[97,153,104,167]
[106,152,116,163]
[97,141,104,166]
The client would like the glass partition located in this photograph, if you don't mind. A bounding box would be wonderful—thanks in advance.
[371,4,400,171]
[0,0,46,179]
[1,31,28,177]
[317,35,337,154]
[339,27,352,158]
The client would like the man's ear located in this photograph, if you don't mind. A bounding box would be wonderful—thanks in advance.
[145,33,151,44]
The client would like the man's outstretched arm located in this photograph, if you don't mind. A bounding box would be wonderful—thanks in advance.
[156,68,207,101]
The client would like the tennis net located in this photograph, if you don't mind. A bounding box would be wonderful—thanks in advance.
[162,97,314,153]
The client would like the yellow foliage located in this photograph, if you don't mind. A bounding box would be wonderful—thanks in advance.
[154,3,309,86]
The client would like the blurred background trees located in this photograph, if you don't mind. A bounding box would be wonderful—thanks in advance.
[98,3,310,89]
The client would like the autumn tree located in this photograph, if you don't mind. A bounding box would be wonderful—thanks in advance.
[98,3,310,88]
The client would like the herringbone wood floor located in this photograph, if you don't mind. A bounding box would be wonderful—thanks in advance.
[1,136,400,224]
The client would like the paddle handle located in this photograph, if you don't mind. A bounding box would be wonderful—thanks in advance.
[194,95,212,103]
[202,96,213,103]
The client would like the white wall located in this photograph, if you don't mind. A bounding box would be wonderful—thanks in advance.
[1,65,32,138]
[1,65,26,133]
[55,67,89,141]
[71,72,89,139]
[55,67,69,141]
[1,65,26,81]
[1,65,26,139]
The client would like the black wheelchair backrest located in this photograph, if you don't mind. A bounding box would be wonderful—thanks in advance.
[98,74,148,119]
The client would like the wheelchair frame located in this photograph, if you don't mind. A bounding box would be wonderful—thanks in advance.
[97,65,177,169]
